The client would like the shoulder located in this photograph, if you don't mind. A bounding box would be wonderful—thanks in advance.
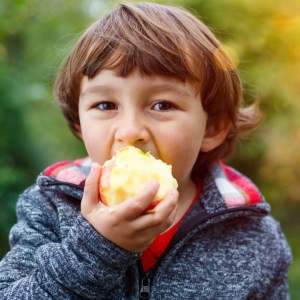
[249,215,292,268]
[8,183,61,248]
[15,183,59,227]
[216,214,292,283]
[236,215,292,297]
[196,214,291,295]
[15,158,91,228]
[205,212,291,257]
[16,157,90,216]
[215,213,291,257]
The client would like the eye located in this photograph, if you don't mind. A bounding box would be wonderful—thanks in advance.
[94,101,117,111]
[151,100,176,111]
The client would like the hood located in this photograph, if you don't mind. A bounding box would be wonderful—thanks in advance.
[36,158,270,224]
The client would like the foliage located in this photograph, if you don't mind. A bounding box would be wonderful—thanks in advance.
[0,0,92,255]
[0,0,299,297]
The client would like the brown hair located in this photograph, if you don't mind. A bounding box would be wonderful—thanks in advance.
[54,2,261,178]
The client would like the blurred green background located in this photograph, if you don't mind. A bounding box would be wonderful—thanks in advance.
[0,0,299,297]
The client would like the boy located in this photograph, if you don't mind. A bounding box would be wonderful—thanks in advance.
[0,2,292,299]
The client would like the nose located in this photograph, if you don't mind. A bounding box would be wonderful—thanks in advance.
[114,112,150,146]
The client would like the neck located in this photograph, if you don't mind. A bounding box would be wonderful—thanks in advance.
[171,177,197,225]
[178,177,197,202]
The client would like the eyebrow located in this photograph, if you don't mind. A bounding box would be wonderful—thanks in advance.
[80,82,192,98]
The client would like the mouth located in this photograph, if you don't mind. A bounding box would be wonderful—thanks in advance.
[112,146,158,159]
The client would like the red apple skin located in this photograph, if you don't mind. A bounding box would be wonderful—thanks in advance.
[146,198,161,210]
[98,159,114,206]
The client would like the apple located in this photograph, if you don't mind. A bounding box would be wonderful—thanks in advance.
[99,146,178,210]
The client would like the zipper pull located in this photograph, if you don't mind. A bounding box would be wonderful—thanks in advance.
[140,276,151,299]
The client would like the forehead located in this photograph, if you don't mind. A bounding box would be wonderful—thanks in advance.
[80,69,198,97]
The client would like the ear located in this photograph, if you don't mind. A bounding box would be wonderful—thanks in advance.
[201,121,231,152]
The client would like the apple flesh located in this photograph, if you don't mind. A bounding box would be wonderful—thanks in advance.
[99,146,178,210]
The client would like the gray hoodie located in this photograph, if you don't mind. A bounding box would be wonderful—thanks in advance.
[0,160,292,299]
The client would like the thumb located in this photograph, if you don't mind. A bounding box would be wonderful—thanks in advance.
[81,162,102,215]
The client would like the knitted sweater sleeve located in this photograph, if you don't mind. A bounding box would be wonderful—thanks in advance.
[0,185,139,299]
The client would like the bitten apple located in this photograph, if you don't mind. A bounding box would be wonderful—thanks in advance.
[99,146,178,210]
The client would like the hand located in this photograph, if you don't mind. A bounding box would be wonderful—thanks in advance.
[81,163,179,253]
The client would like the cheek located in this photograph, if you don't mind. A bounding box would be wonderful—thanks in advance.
[170,139,203,181]
[80,122,108,164]
[159,125,205,181]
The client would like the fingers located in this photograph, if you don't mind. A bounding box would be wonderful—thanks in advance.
[118,181,160,220]
[132,189,179,232]
[81,162,102,215]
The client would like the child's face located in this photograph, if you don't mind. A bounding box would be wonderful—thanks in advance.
[78,69,210,187]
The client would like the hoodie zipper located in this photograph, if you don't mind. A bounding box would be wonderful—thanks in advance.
[139,259,165,300]
[138,260,153,300]
[139,275,151,299]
